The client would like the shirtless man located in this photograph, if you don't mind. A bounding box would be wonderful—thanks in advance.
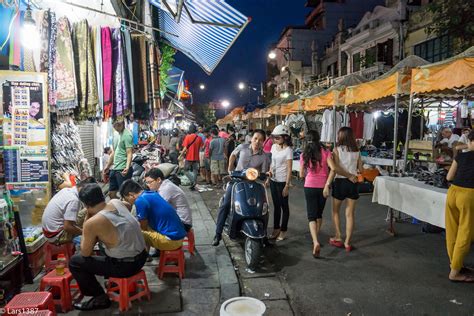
[69,184,147,311]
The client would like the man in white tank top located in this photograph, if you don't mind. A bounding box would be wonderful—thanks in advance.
[69,184,147,311]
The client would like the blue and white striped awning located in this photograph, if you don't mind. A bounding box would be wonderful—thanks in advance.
[150,0,250,75]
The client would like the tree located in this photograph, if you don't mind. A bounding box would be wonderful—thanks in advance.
[191,103,216,128]
[159,43,176,98]
[426,0,474,54]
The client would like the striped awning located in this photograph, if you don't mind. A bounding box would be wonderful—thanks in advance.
[150,0,250,74]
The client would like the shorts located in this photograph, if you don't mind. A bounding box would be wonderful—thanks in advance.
[210,160,226,175]
[142,230,183,251]
[204,158,211,171]
[199,151,205,166]
[304,187,327,221]
[332,178,359,200]
[109,168,133,192]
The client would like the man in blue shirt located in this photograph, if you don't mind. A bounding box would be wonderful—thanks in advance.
[120,180,186,251]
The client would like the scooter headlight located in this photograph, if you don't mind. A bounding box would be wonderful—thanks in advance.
[234,201,243,215]
[245,168,259,181]
[262,202,268,215]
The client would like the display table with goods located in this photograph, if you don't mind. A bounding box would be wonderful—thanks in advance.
[372,176,448,234]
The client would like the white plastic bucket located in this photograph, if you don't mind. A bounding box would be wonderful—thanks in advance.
[220,296,266,316]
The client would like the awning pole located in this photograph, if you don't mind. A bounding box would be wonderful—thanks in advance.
[333,104,337,147]
[419,98,424,139]
[343,105,348,126]
[403,93,415,172]
[393,94,399,171]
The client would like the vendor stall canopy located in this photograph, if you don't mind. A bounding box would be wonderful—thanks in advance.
[150,0,250,74]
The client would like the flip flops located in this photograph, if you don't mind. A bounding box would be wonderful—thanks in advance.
[449,274,474,283]
[329,238,344,248]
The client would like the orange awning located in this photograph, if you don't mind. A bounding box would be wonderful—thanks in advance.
[304,89,344,111]
[345,72,411,105]
[411,55,474,95]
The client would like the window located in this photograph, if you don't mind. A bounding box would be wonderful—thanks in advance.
[414,34,453,62]
[353,52,361,72]
[377,39,393,66]
[365,46,376,67]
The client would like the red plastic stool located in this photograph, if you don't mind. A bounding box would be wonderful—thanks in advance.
[39,268,81,312]
[4,292,56,316]
[106,269,151,312]
[44,243,75,271]
[183,229,195,255]
[18,311,54,316]
[157,248,185,279]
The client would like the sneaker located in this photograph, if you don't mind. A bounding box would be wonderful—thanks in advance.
[74,294,111,311]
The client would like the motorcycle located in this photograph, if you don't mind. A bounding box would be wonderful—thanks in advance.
[222,168,269,270]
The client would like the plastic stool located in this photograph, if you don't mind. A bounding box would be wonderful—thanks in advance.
[157,248,185,279]
[183,229,195,255]
[106,269,151,312]
[39,268,81,312]
[4,292,56,316]
[44,243,75,271]
[18,311,54,316]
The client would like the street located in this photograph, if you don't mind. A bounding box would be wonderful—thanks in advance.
[200,180,474,315]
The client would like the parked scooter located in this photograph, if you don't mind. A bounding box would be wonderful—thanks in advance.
[222,168,269,270]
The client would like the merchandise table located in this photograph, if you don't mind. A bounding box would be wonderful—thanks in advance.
[372,176,447,229]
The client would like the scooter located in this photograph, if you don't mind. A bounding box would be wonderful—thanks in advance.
[222,168,269,270]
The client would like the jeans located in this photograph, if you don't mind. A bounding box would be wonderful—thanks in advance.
[169,152,178,165]
[215,182,233,235]
[69,250,147,297]
[184,161,200,186]
[270,180,290,231]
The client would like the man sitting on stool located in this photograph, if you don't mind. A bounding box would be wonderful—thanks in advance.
[70,184,147,311]
[144,168,193,232]
[120,180,186,251]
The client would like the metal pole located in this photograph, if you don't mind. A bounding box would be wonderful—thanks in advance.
[393,94,399,171]
[419,98,424,139]
[403,93,414,172]
[343,105,348,126]
[333,104,337,147]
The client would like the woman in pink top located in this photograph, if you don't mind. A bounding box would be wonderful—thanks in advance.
[263,130,273,154]
[299,130,355,258]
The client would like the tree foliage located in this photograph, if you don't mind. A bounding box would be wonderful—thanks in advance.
[191,103,216,128]
[426,0,474,54]
[159,42,176,97]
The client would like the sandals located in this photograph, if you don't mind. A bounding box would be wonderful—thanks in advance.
[269,229,281,240]
[449,274,474,283]
[329,238,344,248]
[345,244,355,252]
[276,231,287,241]
[312,244,321,258]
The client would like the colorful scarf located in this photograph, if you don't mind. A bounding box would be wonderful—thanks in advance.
[148,43,161,117]
[112,28,130,117]
[122,29,135,113]
[131,34,148,119]
[8,10,22,69]
[48,12,57,108]
[101,27,113,119]
[72,20,98,120]
[55,17,77,110]
[92,26,103,119]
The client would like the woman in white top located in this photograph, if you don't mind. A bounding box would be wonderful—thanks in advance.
[266,125,293,241]
[327,127,361,252]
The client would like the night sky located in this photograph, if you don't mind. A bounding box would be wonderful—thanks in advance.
[174,0,309,111]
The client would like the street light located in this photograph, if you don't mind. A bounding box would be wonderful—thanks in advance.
[199,84,206,90]
[238,82,246,90]
[268,51,277,59]
[222,100,230,116]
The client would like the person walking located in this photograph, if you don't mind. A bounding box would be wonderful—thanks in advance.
[329,127,361,252]
[180,124,203,190]
[300,130,357,258]
[168,128,180,164]
[263,130,273,159]
[209,128,226,186]
[445,130,474,282]
[266,125,293,241]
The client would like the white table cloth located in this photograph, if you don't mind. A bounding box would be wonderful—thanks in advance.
[372,176,448,228]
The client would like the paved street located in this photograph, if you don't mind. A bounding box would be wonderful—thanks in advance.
[200,180,474,316]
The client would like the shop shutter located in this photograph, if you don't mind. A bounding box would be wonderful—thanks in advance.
[77,122,96,173]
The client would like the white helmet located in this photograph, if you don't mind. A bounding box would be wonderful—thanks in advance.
[272,124,290,136]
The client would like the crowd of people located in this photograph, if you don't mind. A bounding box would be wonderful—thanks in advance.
[40,119,474,312]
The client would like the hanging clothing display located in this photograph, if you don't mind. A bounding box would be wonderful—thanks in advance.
[39,10,51,73]
[373,112,394,148]
[112,28,130,117]
[101,26,113,119]
[148,43,161,116]
[320,109,342,143]
[54,17,78,110]
[363,112,375,141]
[48,12,57,108]
[72,20,98,120]
[349,111,364,139]
[122,29,135,113]
[92,26,104,118]
[8,11,22,69]
[132,35,149,119]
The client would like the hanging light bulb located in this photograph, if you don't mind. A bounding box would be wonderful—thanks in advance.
[21,2,40,50]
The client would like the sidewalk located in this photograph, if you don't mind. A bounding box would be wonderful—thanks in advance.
[22,188,239,315]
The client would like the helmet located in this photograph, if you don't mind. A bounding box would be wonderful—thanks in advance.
[271,124,290,136]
